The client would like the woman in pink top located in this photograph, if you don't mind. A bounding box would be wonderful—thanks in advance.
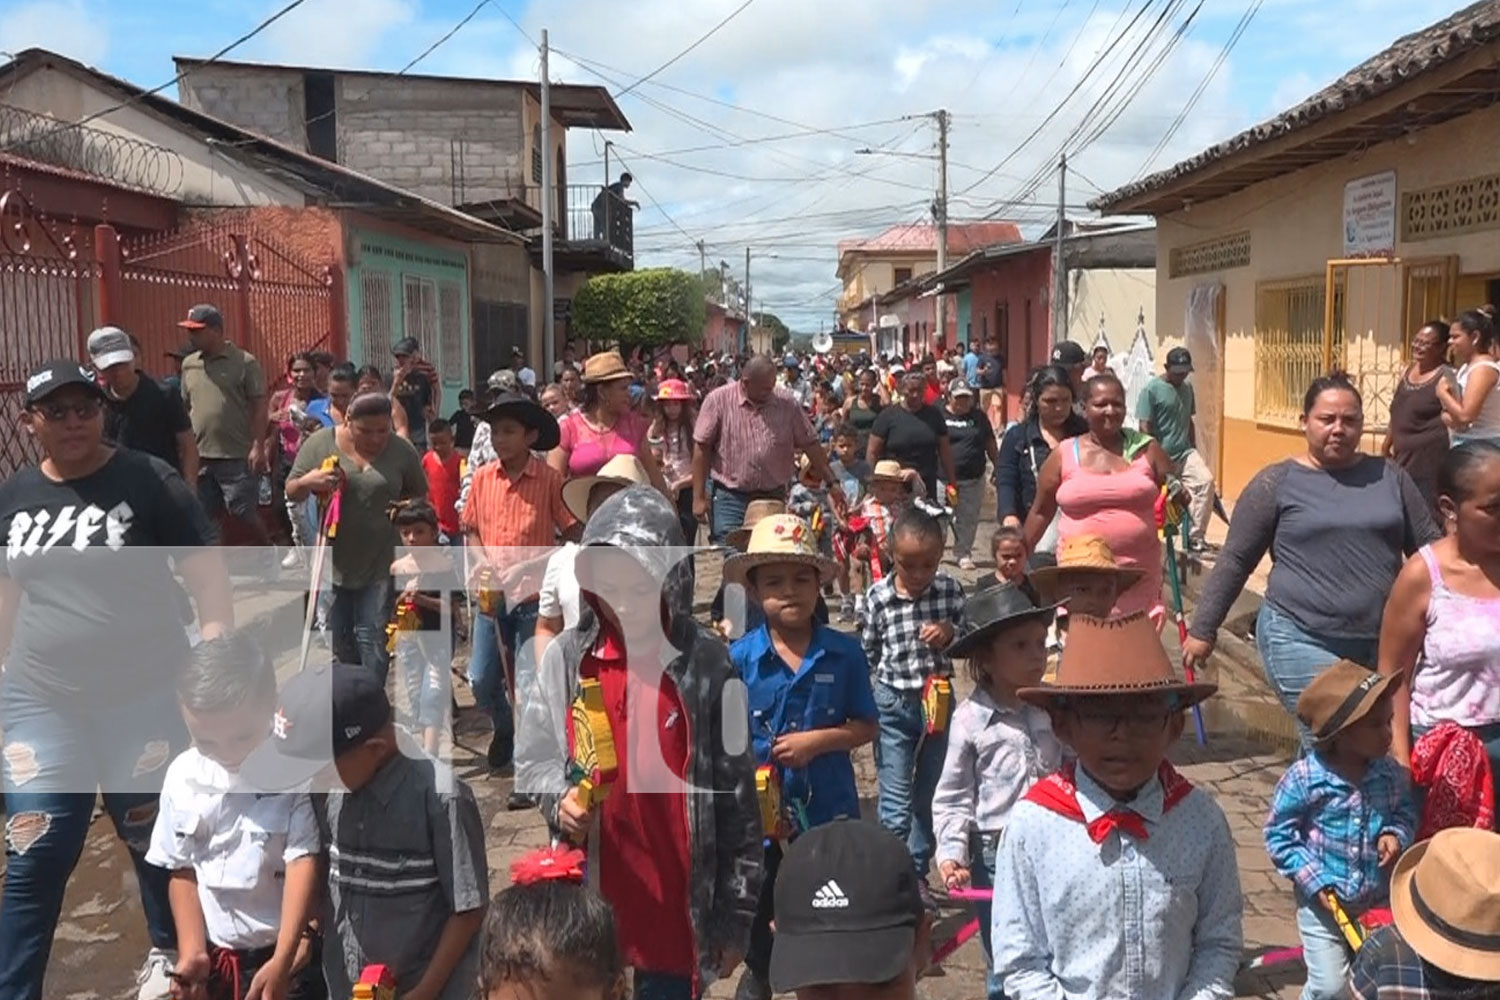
[1380,441,1500,796]
[1024,374,1177,618]
[549,351,671,496]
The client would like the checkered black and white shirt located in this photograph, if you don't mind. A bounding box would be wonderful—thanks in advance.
[861,572,966,691]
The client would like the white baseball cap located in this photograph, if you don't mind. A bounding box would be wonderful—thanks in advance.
[87,326,135,370]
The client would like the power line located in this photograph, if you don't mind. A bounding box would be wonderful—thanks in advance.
[614,0,758,99]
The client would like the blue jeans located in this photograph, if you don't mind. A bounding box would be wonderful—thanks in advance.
[1256,602,1378,748]
[395,631,452,731]
[0,682,185,1000]
[634,972,697,1000]
[709,480,751,546]
[1296,898,1352,1000]
[329,579,394,683]
[970,832,1006,1000]
[874,682,949,877]
[468,600,538,740]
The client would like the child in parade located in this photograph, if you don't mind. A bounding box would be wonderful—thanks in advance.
[714,500,831,639]
[830,424,872,488]
[1348,828,1500,998]
[725,513,879,1000]
[388,498,460,754]
[517,486,763,1000]
[838,459,920,622]
[932,583,1064,999]
[992,612,1243,999]
[148,634,324,1000]
[984,525,1041,603]
[478,846,627,1000]
[246,664,489,1000]
[861,506,966,897]
[1265,661,1417,1000]
[421,418,463,539]
[788,454,836,562]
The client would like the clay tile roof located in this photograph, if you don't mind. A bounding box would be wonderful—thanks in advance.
[837,221,1023,258]
[1093,0,1500,213]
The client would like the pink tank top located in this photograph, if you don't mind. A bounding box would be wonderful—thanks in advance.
[1411,545,1500,729]
[1055,437,1164,617]
[559,410,648,478]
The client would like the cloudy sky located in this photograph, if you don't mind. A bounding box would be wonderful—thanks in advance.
[1,0,1464,330]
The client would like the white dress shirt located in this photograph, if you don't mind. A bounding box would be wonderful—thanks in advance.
[992,764,1243,1000]
[146,747,320,950]
[932,689,1062,867]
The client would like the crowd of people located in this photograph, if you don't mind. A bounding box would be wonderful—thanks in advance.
[1,299,1498,1000]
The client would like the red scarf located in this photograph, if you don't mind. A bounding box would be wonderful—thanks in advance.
[1411,722,1497,839]
[1025,760,1194,843]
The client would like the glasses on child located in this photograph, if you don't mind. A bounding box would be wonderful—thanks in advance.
[31,399,102,422]
[1070,707,1173,737]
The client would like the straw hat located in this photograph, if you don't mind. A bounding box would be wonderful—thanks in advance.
[582,351,633,384]
[947,583,1060,660]
[1390,828,1500,979]
[869,459,908,484]
[1029,535,1146,602]
[561,454,652,523]
[656,378,694,401]
[723,514,836,586]
[726,499,787,552]
[1296,660,1397,744]
[1017,611,1217,708]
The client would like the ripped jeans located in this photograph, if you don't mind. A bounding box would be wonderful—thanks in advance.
[0,680,185,1000]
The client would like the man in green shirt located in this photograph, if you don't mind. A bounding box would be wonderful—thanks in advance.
[1136,347,1216,550]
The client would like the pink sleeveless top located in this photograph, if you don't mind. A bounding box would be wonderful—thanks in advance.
[558,410,649,478]
[1411,545,1500,729]
[1055,437,1164,617]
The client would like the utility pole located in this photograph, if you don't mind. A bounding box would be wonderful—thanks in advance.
[540,28,555,378]
[697,240,707,282]
[745,246,752,351]
[603,139,612,188]
[934,108,949,355]
[1053,153,1067,343]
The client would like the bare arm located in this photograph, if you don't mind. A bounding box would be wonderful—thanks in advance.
[1378,553,1433,767]
[546,445,570,476]
[407,908,486,1000]
[259,855,318,987]
[1436,364,1499,425]
[248,394,270,472]
[634,439,673,498]
[178,548,233,640]
[533,613,564,667]
[866,433,886,468]
[391,396,411,440]
[177,433,200,485]
[1022,451,1063,550]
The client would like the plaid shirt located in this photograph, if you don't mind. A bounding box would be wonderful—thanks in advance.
[1349,924,1500,999]
[1264,752,1417,911]
[861,572,965,691]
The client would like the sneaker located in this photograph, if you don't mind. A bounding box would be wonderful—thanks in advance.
[280,548,302,570]
[958,556,976,571]
[732,969,773,1000]
[136,947,177,1000]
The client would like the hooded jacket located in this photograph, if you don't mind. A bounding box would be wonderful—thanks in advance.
[514,485,763,987]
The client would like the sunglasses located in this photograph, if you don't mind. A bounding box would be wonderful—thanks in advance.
[31,398,102,422]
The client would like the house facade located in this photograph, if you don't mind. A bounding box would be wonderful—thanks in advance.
[1093,2,1500,498]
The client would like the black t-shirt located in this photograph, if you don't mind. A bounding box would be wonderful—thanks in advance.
[945,407,996,481]
[104,375,192,472]
[871,404,948,489]
[395,370,434,441]
[449,409,478,451]
[977,353,1004,389]
[0,449,213,704]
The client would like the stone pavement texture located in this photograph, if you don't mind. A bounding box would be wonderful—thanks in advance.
[28,541,1312,1000]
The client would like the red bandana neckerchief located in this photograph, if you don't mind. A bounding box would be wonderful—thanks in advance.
[1025,760,1194,843]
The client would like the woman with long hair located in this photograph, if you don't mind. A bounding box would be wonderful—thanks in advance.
[1437,308,1500,444]
[650,378,699,546]
[841,368,887,454]
[995,365,1087,556]
[1383,319,1452,517]
[1023,373,1175,617]
[550,351,670,496]
[1185,374,1440,742]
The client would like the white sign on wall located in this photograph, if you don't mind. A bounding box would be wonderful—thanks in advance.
[1343,171,1397,257]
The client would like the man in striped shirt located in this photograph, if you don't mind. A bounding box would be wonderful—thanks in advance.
[691,355,845,545]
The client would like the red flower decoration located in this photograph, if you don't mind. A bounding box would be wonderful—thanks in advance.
[509,846,586,886]
[774,523,786,535]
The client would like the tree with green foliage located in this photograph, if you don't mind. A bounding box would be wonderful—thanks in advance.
[571,268,708,350]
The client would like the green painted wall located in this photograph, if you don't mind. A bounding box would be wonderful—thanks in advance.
[956,288,973,349]
[347,229,471,395]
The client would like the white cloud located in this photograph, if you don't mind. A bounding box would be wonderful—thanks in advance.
[252,0,417,68]
[0,0,110,65]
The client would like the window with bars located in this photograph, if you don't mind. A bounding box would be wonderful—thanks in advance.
[1255,277,1332,425]
[532,124,543,184]
[402,275,439,360]
[360,271,395,366]
[438,280,463,384]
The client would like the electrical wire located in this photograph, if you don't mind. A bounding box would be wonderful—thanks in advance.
[614,0,758,99]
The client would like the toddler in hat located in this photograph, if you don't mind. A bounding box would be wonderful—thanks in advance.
[1265,660,1417,1000]
[725,514,879,1000]
[1348,827,1500,998]
[992,612,1242,1000]
[932,583,1064,998]
[838,459,921,620]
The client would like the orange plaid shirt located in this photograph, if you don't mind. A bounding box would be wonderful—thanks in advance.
[461,456,578,602]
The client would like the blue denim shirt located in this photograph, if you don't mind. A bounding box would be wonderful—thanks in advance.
[731,622,877,830]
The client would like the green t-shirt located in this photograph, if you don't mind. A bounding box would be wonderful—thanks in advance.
[1136,376,1196,462]
[290,427,427,587]
[180,343,266,460]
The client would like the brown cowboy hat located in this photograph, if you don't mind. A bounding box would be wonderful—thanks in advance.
[1296,660,1397,744]
[723,514,836,586]
[1029,535,1146,602]
[1018,611,1217,709]
[1390,828,1500,979]
[581,351,633,384]
[726,499,787,552]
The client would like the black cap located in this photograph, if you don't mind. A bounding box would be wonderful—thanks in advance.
[946,581,1059,660]
[1050,341,1087,365]
[393,336,420,356]
[25,359,106,407]
[1166,347,1194,373]
[177,303,223,330]
[241,664,391,791]
[770,819,923,993]
[485,389,561,451]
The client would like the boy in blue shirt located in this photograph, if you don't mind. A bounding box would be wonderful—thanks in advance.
[725,513,878,1000]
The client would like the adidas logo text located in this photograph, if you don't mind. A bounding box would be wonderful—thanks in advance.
[811,880,849,909]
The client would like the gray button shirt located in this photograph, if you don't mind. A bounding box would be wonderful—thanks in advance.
[314,746,488,1000]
